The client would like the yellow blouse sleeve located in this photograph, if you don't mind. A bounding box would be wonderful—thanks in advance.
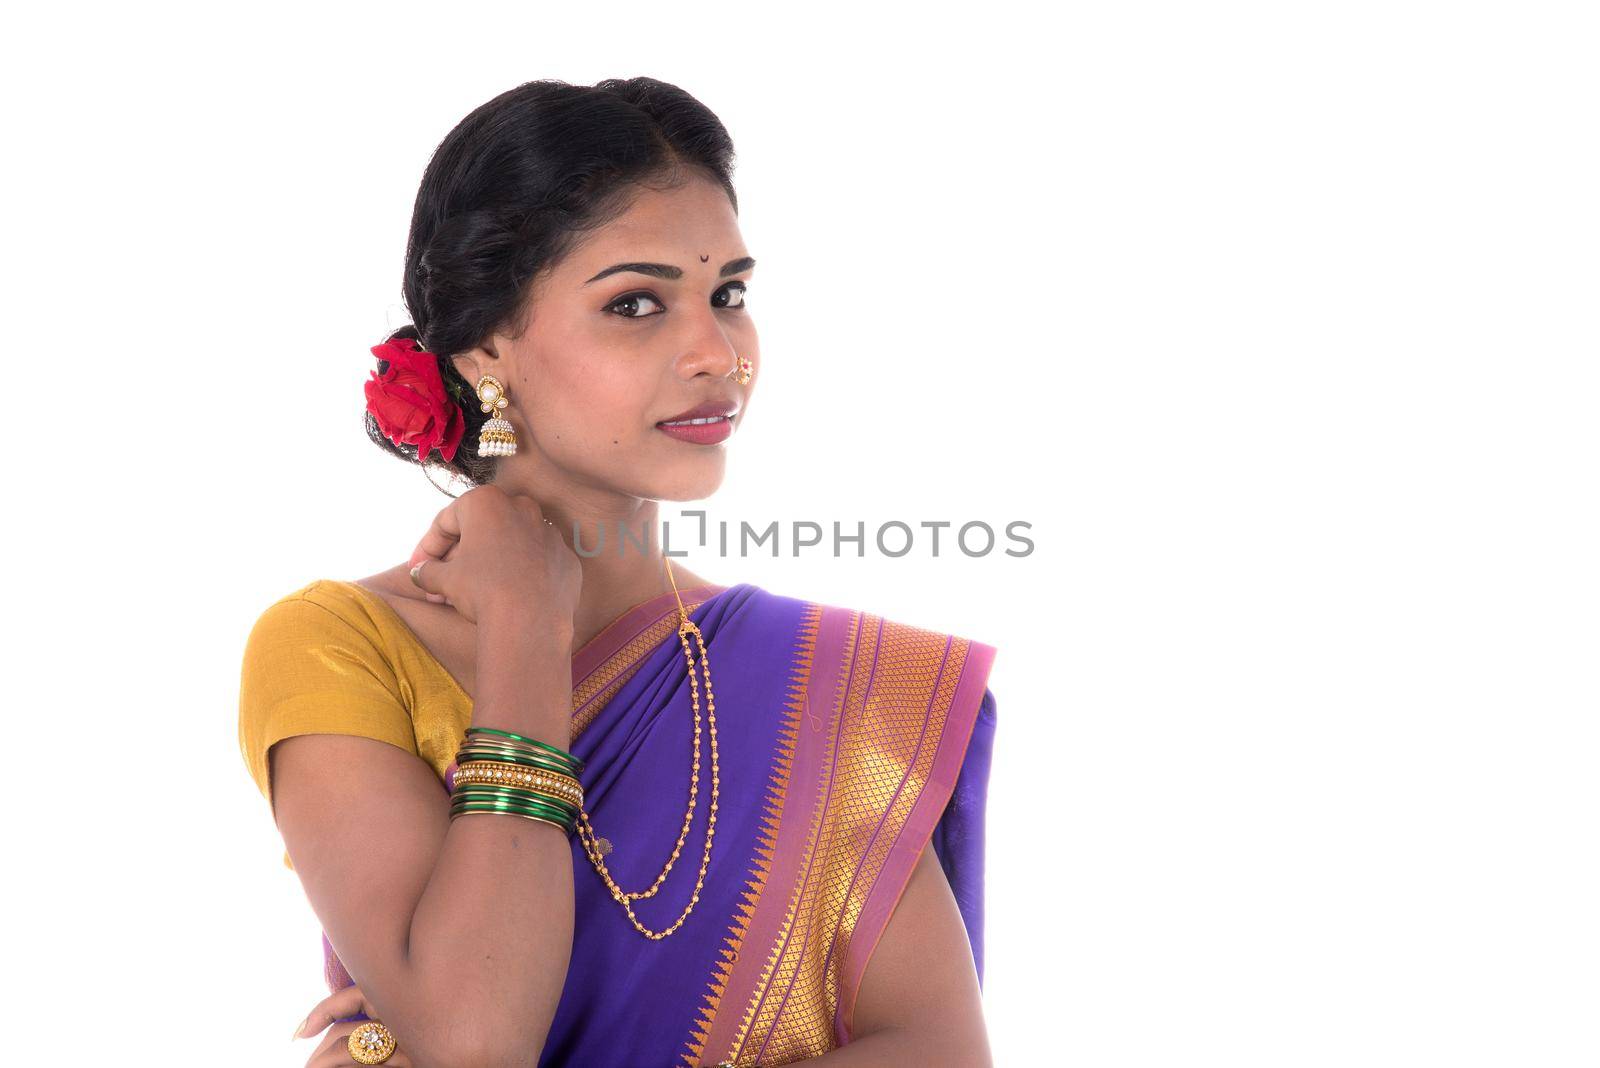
[237,584,420,839]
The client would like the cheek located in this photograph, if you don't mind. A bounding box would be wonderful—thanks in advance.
[526,361,650,443]
[732,316,760,356]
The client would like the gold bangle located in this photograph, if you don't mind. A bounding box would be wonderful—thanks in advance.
[457,744,582,782]
[457,740,581,777]
[456,758,582,791]
[454,760,583,805]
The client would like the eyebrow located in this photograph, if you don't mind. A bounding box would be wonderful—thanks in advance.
[583,256,756,286]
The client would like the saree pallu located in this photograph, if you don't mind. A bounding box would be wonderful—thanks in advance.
[324,582,998,1067]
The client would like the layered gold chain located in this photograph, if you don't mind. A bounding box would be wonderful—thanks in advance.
[573,557,721,939]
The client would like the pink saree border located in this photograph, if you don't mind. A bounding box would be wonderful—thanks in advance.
[695,602,853,1063]
[834,636,996,1043]
[694,602,996,1065]
[571,583,728,686]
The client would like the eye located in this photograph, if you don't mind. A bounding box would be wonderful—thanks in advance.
[605,292,666,319]
[604,282,749,320]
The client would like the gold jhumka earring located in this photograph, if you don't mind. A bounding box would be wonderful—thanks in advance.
[476,374,517,456]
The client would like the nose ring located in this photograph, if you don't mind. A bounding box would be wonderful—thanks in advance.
[729,356,752,385]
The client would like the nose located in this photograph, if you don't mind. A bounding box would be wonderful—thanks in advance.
[675,334,742,381]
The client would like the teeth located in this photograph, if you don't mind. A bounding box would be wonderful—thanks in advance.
[663,415,728,426]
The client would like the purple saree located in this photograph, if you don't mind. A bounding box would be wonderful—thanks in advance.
[324,582,998,1067]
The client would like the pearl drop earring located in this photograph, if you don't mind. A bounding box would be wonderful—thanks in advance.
[476,375,517,457]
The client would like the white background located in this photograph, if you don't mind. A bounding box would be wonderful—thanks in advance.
[4,2,1596,1065]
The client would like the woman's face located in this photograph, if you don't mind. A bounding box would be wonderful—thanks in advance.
[456,175,758,506]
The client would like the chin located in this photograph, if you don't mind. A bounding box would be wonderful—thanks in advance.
[641,455,728,502]
[654,473,727,502]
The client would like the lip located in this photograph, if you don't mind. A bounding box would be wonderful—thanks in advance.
[656,418,733,445]
[656,400,740,425]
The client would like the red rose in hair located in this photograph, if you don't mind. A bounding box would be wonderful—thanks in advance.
[364,337,465,463]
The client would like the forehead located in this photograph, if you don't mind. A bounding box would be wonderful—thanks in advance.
[566,178,743,267]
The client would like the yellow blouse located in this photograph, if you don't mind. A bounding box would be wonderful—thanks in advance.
[236,579,475,871]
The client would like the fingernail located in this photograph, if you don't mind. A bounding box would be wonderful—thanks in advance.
[425,592,445,603]
[291,1014,307,1040]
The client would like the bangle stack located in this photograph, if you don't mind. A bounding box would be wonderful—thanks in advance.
[435,556,717,940]
[448,726,586,836]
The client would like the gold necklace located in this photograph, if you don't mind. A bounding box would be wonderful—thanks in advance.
[573,556,720,939]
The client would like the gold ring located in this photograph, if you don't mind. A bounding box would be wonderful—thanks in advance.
[348,1020,397,1063]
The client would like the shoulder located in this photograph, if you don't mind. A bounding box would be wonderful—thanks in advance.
[736,584,1000,702]
[801,592,999,786]
[238,579,403,691]
[243,578,391,645]
[778,587,999,671]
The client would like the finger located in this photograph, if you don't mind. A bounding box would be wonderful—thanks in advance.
[411,500,464,566]
[306,1020,379,1067]
[407,554,454,601]
[407,556,448,603]
[294,984,365,1040]
[305,1018,355,1065]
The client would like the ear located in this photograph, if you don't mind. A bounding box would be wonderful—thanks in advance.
[449,345,495,388]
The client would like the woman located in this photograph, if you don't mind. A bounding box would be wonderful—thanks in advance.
[238,77,998,1067]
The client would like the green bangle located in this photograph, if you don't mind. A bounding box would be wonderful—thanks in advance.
[451,787,576,821]
[456,746,580,779]
[464,725,580,761]
[451,805,571,835]
[454,789,572,812]
[464,727,584,772]
[452,798,575,833]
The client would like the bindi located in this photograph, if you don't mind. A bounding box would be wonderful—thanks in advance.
[699,254,709,262]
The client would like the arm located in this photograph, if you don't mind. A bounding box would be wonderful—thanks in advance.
[271,612,574,1068]
[807,841,993,1066]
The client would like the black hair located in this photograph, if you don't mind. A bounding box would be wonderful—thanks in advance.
[364,77,739,492]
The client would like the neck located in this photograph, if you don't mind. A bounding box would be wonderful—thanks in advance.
[517,494,712,653]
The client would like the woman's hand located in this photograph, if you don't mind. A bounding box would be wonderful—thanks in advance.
[291,983,415,1066]
[407,484,583,630]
